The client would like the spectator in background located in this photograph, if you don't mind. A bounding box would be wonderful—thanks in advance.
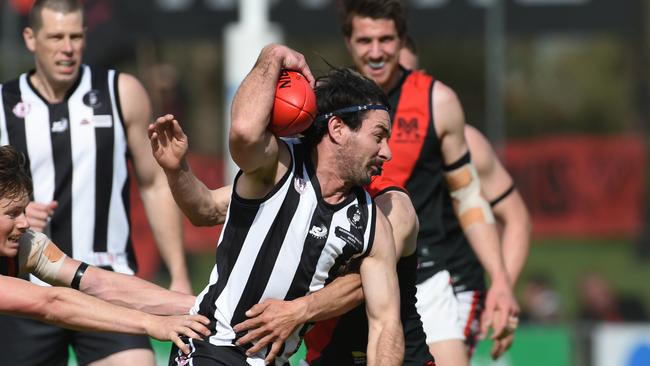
[577,272,648,322]
[519,274,562,324]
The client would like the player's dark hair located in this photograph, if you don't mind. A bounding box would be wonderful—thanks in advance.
[29,0,84,32]
[339,0,407,38]
[0,146,33,203]
[303,67,389,145]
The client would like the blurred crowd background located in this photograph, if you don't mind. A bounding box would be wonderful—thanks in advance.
[2,0,650,365]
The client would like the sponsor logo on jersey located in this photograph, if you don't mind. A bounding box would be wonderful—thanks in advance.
[12,101,30,118]
[294,177,307,194]
[309,224,328,239]
[346,204,362,229]
[51,118,68,133]
[83,89,102,108]
[93,114,113,128]
[335,226,363,253]
[394,117,421,143]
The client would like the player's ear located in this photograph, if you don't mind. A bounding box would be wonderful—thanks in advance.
[23,27,36,52]
[327,116,346,145]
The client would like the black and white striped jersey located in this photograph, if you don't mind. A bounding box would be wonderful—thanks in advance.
[192,138,376,366]
[0,65,135,284]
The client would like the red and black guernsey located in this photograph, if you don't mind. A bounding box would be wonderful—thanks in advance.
[304,176,434,366]
[385,68,484,292]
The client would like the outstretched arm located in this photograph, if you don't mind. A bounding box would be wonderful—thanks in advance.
[119,73,190,293]
[433,82,518,340]
[149,115,233,227]
[19,230,196,315]
[0,275,209,354]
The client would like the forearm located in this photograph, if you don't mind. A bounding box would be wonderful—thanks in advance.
[140,180,188,281]
[500,220,531,286]
[300,273,364,322]
[79,266,195,315]
[37,286,157,335]
[494,191,532,286]
[367,320,404,366]
[164,160,226,226]
[464,223,511,285]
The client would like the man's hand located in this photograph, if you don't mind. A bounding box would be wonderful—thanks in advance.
[148,114,189,173]
[490,313,518,359]
[145,314,211,355]
[25,201,58,232]
[480,276,519,340]
[233,298,308,363]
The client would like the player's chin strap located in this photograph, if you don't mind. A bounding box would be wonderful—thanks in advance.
[314,104,390,124]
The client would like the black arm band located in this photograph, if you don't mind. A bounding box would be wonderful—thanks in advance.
[442,151,471,172]
[70,262,89,290]
[490,184,516,207]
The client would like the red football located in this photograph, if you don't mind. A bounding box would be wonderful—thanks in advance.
[270,70,317,137]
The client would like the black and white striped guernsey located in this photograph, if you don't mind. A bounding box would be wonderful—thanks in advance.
[191,138,376,366]
[0,65,135,284]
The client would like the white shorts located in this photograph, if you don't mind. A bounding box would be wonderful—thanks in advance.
[415,270,484,349]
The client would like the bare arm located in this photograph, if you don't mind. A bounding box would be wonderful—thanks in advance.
[0,275,210,354]
[119,73,190,293]
[466,125,531,286]
[361,210,404,366]
[19,231,196,315]
[433,82,518,339]
[149,115,233,226]
[229,44,314,200]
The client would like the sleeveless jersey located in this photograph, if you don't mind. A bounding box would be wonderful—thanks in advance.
[385,69,484,292]
[0,65,135,282]
[192,139,376,366]
[304,175,433,366]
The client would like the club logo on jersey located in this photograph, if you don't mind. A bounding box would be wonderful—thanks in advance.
[335,226,363,253]
[12,101,30,118]
[174,355,190,366]
[395,117,421,143]
[83,89,102,108]
[294,177,307,194]
[346,204,362,229]
[51,118,68,133]
[308,224,328,239]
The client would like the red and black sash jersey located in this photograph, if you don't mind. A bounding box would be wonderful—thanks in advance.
[0,256,19,277]
[304,178,434,366]
[385,69,484,291]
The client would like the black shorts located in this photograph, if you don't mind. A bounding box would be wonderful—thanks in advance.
[168,340,251,366]
[0,315,152,366]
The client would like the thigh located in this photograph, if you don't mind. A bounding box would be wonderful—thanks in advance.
[72,330,152,366]
[0,315,70,366]
[169,340,251,366]
[415,270,464,344]
[455,290,485,355]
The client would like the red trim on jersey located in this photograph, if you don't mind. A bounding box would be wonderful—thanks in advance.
[381,71,434,187]
[304,317,341,363]
[366,175,408,198]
